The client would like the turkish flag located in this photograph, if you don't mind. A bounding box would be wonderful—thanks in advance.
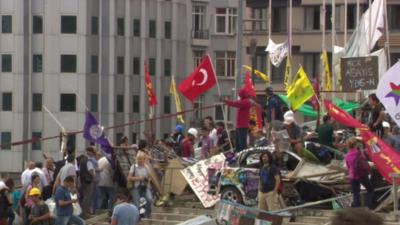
[178,55,217,102]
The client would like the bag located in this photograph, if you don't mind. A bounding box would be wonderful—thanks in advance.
[355,151,371,178]
[126,164,135,190]
[79,155,93,184]
[71,194,82,216]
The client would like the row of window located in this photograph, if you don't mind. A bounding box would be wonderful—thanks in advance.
[0,15,172,38]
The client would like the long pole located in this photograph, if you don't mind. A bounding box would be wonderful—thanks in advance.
[368,0,372,52]
[235,0,243,96]
[267,0,272,84]
[356,0,360,26]
[331,0,336,99]
[383,0,391,67]
[344,0,348,101]
[321,0,326,102]
[288,0,293,83]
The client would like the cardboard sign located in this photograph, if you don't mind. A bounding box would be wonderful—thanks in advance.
[341,56,379,91]
[181,154,226,208]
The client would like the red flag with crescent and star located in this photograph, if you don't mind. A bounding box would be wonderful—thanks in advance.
[145,62,158,106]
[178,55,217,102]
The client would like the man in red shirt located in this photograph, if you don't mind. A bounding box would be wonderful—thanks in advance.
[222,88,256,152]
[180,128,198,158]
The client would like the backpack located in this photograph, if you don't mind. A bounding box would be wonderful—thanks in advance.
[79,155,93,184]
[354,151,371,178]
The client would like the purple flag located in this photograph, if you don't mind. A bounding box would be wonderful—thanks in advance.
[83,112,113,160]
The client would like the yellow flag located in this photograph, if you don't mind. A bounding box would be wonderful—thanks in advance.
[242,65,270,83]
[169,76,185,123]
[287,66,315,110]
[284,57,291,90]
[321,51,331,91]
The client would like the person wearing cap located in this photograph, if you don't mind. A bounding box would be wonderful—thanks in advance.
[29,188,52,225]
[180,128,197,158]
[283,111,303,156]
[171,125,185,156]
[264,87,284,139]
[382,121,400,150]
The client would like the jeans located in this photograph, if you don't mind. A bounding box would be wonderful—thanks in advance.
[99,186,115,210]
[80,182,94,215]
[7,209,14,225]
[92,183,100,213]
[236,128,248,152]
[55,215,85,225]
[132,187,153,218]
[351,176,375,209]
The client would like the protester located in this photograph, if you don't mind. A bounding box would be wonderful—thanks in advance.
[200,126,214,159]
[79,148,96,218]
[368,93,385,138]
[333,130,346,151]
[283,111,303,156]
[216,122,230,151]
[316,115,334,147]
[54,176,85,225]
[137,140,153,162]
[264,87,284,139]
[53,155,76,195]
[391,125,400,151]
[203,116,218,146]
[222,88,256,152]
[382,121,400,149]
[258,151,281,211]
[111,193,139,225]
[24,174,42,225]
[87,147,100,215]
[21,162,36,188]
[4,178,15,225]
[331,208,383,225]
[180,128,197,158]
[42,158,55,201]
[0,182,11,225]
[119,136,129,147]
[98,156,114,210]
[127,152,153,218]
[172,125,185,156]
[345,137,374,209]
[28,188,52,225]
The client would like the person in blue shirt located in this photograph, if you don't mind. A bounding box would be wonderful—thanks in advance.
[111,193,139,225]
[54,176,85,225]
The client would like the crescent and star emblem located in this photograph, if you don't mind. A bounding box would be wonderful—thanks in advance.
[192,68,208,86]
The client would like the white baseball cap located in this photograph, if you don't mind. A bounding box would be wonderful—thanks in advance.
[283,111,295,125]
[188,128,198,137]
[382,121,390,129]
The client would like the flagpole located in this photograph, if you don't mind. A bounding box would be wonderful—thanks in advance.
[207,54,234,151]
[267,0,272,86]
[383,0,391,67]
[356,0,360,26]
[288,0,293,83]
[368,0,372,52]
[331,0,336,100]
[43,105,67,153]
[344,0,348,101]
[321,0,326,109]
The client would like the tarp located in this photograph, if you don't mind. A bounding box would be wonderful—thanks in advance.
[277,94,360,118]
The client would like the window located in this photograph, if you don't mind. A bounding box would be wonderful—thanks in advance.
[2,54,12,72]
[215,104,231,121]
[164,96,171,114]
[303,53,320,79]
[2,93,12,111]
[60,94,76,111]
[133,19,140,37]
[193,96,204,120]
[251,8,267,31]
[132,133,137,144]
[117,18,124,36]
[149,20,156,38]
[164,21,171,39]
[192,5,205,37]
[1,15,12,33]
[60,55,76,73]
[32,93,42,111]
[132,95,140,113]
[164,59,171,76]
[91,55,98,74]
[116,95,124,112]
[215,51,235,77]
[133,57,140,75]
[347,5,357,29]
[193,50,204,67]
[90,94,98,112]
[116,133,124,145]
[33,54,42,73]
[33,16,43,33]
[32,132,42,150]
[388,5,400,30]
[148,58,156,76]
[1,132,11,150]
[304,6,320,30]
[215,8,237,34]
[272,7,287,32]
[61,16,77,34]
[66,134,76,150]
[325,5,340,30]
[91,17,98,34]
[117,56,124,74]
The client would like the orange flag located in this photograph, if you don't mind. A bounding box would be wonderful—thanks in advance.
[145,62,158,106]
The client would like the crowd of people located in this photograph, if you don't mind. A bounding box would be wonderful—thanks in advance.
[0,88,398,225]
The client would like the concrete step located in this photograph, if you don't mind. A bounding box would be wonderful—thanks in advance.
[150,212,198,221]
[152,207,215,216]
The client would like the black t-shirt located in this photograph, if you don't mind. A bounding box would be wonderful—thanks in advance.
[259,165,279,193]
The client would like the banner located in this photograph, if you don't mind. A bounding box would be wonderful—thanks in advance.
[265,39,288,67]
[83,112,113,160]
[376,61,400,127]
[324,100,400,184]
[180,154,226,208]
[321,51,331,91]
[145,62,158,106]
[340,56,379,91]
[170,76,185,123]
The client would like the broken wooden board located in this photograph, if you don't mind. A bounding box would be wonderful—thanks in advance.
[162,158,187,195]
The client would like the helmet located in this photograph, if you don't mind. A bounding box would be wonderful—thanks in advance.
[29,187,41,197]
[175,125,184,133]
[187,128,198,137]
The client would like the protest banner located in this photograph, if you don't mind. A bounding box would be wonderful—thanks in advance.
[181,154,226,208]
[340,56,379,91]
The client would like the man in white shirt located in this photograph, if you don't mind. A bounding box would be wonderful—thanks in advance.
[98,156,114,209]
[21,161,48,188]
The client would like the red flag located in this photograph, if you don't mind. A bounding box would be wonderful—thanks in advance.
[145,62,158,106]
[324,99,400,184]
[310,78,320,110]
[178,55,217,102]
[244,72,256,97]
